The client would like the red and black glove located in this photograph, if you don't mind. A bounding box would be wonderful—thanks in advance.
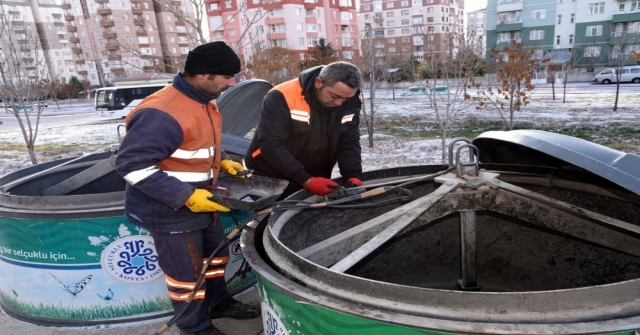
[304,177,338,196]
[344,178,363,188]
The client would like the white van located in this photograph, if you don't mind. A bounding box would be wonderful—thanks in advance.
[593,65,640,84]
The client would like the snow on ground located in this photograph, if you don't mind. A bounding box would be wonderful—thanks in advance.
[0,83,638,178]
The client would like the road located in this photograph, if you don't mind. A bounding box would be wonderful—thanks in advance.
[0,103,121,133]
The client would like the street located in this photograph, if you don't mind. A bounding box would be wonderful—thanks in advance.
[0,102,122,134]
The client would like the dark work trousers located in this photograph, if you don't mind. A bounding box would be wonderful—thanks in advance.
[151,215,231,333]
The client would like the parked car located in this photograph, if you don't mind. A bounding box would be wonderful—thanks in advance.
[593,65,640,84]
[32,101,48,108]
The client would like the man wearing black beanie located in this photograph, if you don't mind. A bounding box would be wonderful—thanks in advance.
[116,41,259,335]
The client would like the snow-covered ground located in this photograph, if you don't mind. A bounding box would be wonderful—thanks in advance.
[0,83,638,178]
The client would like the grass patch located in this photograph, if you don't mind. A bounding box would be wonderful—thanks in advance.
[364,117,640,154]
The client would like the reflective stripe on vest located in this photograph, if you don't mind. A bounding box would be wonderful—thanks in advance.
[171,146,215,160]
[341,114,354,124]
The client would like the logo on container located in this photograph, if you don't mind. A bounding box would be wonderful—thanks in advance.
[101,236,163,284]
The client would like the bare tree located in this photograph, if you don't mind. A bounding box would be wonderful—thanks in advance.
[408,29,482,162]
[0,7,51,164]
[474,41,545,130]
[358,23,387,148]
[608,24,640,111]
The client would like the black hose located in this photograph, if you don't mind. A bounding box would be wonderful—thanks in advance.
[154,168,453,334]
[154,212,262,335]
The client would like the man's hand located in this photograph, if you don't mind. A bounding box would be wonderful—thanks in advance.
[304,177,338,196]
[185,189,230,213]
[220,159,246,178]
[344,178,363,188]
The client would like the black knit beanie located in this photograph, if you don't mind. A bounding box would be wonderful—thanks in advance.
[183,41,241,75]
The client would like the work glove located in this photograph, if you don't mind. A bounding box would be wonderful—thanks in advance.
[185,189,230,213]
[344,178,363,188]
[220,159,246,178]
[304,177,338,196]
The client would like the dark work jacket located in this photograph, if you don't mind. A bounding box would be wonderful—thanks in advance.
[244,66,362,187]
[115,74,229,233]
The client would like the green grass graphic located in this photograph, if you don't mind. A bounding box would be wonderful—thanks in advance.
[0,290,171,320]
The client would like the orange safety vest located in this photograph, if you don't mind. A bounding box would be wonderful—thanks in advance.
[126,85,223,185]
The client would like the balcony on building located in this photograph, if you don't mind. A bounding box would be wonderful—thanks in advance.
[171,0,181,5]
[54,21,65,28]
[97,8,112,15]
[69,37,80,43]
[610,30,640,45]
[111,68,125,73]
[67,26,77,32]
[496,0,523,13]
[59,38,69,43]
[303,0,316,10]
[108,55,121,61]
[72,47,82,54]
[14,28,26,34]
[136,28,148,35]
[266,16,285,24]
[95,0,109,3]
[61,2,71,9]
[12,20,25,26]
[106,44,120,51]
[102,32,117,39]
[17,38,28,44]
[612,11,640,24]
[132,6,143,14]
[77,70,88,76]
[496,17,522,32]
[266,32,287,40]
[100,20,115,27]
[75,59,85,65]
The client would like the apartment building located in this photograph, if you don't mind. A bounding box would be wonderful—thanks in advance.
[61,0,198,86]
[467,7,487,56]
[1,0,196,88]
[207,0,360,66]
[357,0,466,61]
[486,0,640,68]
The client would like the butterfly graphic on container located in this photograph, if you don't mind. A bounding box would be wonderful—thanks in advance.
[49,272,92,297]
[97,288,116,302]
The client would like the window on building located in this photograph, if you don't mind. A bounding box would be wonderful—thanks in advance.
[585,24,603,36]
[298,37,304,45]
[387,11,394,17]
[498,32,510,43]
[385,2,393,8]
[588,2,605,15]
[402,19,409,24]
[530,9,545,20]
[388,29,395,35]
[584,45,600,57]
[401,10,409,15]
[619,3,625,11]
[557,14,562,24]
[529,29,544,40]
[556,35,561,45]
[300,53,305,60]
[388,47,396,53]
[401,0,408,6]
[225,0,232,8]
[570,13,575,23]
[227,14,234,22]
